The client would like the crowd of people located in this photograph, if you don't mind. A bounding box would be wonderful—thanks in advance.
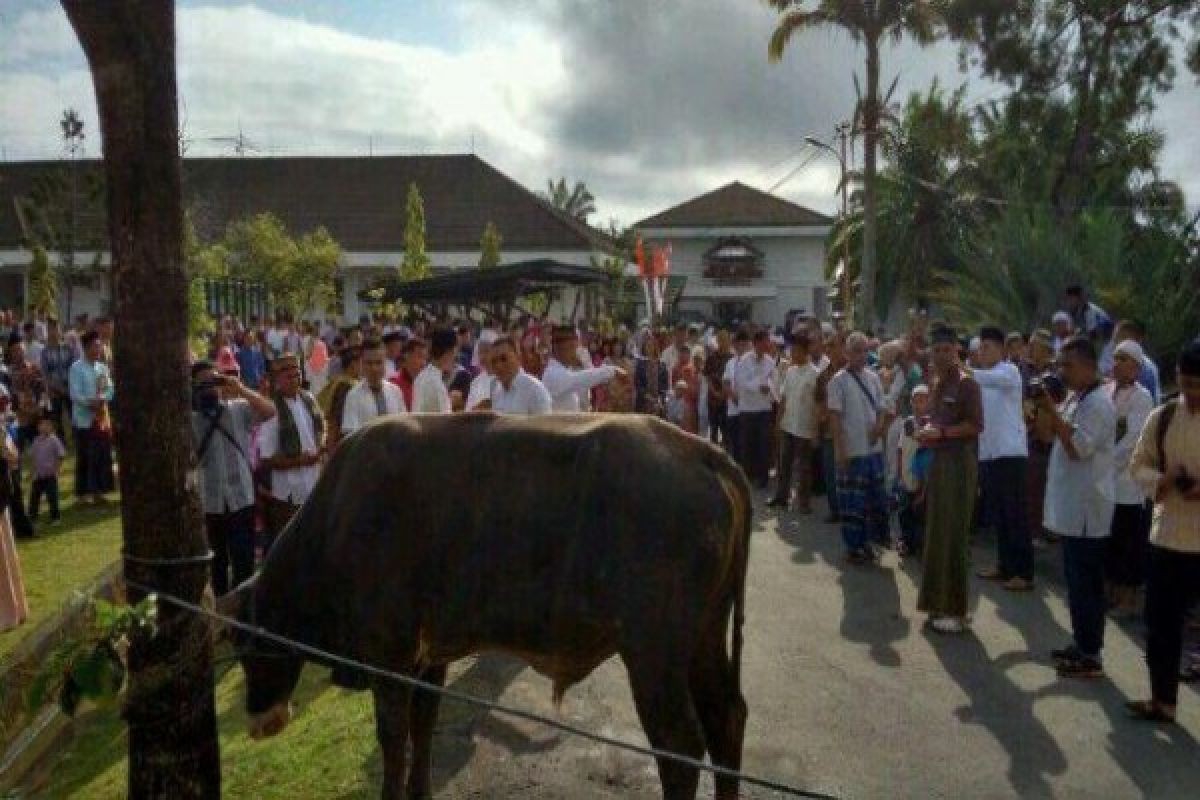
[2,285,1198,727]
[1,312,118,633]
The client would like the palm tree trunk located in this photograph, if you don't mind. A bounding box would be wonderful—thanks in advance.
[60,2,220,797]
[861,36,881,333]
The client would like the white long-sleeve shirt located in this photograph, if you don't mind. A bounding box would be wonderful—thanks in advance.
[341,379,407,434]
[466,370,496,411]
[412,363,452,413]
[733,351,776,414]
[541,358,617,413]
[972,361,1028,461]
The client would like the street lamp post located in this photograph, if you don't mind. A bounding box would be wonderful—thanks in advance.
[805,124,852,323]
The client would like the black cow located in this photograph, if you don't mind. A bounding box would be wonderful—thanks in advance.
[221,413,751,799]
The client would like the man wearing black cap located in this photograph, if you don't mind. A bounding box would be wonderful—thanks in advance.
[257,353,325,552]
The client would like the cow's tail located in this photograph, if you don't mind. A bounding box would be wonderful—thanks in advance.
[709,448,752,694]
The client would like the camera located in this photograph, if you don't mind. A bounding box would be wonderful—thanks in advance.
[191,379,223,414]
[1026,371,1066,404]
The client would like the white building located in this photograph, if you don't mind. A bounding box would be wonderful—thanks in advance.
[634,181,831,326]
[0,154,612,322]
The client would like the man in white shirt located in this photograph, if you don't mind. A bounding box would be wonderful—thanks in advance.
[734,330,778,489]
[769,333,819,513]
[257,354,324,552]
[974,326,1035,591]
[341,338,407,435]
[489,336,551,415]
[412,329,457,413]
[1040,336,1116,679]
[542,328,626,413]
[722,331,750,460]
[382,331,404,381]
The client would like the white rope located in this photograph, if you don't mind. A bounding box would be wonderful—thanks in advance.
[125,579,839,799]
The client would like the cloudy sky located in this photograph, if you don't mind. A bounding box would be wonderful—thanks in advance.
[2,0,1197,227]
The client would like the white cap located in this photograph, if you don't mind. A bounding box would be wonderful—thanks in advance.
[1114,339,1146,366]
[1052,311,1071,326]
[479,329,499,345]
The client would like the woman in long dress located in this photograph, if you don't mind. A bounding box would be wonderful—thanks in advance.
[0,429,29,632]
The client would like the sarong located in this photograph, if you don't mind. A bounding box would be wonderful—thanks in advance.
[837,452,888,552]
[918,444,977,617]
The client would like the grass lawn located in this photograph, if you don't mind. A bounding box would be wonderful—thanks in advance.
[29,664,384,799]
[0,458,122,662]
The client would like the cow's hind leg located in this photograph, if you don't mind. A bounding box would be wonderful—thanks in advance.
[405,664,447,800]
[371,680,413,800]
[690,631,748,800]
[622,653,706,800]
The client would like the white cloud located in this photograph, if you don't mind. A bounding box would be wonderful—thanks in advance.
[0,2,1196,226]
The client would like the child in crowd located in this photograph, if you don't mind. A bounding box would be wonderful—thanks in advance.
[29,414,66,525]
[895,385,933,557]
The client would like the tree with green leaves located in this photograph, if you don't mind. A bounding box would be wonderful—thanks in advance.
[541,177,596,221]
[944,0,1199,219]
[768,0,942,333]
[401,182,432,281]
[27,244,58,318]
[479,221,503,268]
[221,212,340,319]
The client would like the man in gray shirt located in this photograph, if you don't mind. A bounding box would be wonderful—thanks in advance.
[827,332,893,563]
[191,358,275,595]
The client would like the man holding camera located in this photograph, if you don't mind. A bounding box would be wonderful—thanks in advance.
[1126,338,1200,723]
[191,358,275,596]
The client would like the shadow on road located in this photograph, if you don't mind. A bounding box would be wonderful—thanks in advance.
[837,564,911,668]
[926,630,1068,798]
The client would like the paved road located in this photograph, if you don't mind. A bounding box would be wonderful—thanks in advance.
[421,497,1199,799]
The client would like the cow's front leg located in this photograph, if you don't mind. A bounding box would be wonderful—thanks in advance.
[406,664,447,800]
[371,680,413,800]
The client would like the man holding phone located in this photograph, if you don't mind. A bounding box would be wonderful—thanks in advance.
[1126,338,1200,723]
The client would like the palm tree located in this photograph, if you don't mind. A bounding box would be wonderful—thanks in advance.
[768,0,941,332]
[542,177,597,221]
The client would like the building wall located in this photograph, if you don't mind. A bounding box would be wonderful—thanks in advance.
[639,230,828,325]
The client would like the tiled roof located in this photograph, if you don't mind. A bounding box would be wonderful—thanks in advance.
[0,155,611,253]
[635,181,832,229]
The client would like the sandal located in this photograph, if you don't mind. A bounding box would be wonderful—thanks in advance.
[1125,700,1176,724]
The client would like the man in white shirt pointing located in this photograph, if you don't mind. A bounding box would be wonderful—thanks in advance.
[542,327,627,413]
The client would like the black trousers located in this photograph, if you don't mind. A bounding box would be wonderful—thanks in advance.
[1107,503,1151,588]
[979,457,1033,580]
[724,414,741,461]
[738,411,773,487]
[205,505,256,596]
[773,433,813,508]
[1145,545,1200,706]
